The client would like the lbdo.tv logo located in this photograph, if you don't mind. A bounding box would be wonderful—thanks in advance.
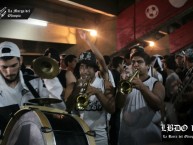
[161,124,189,132]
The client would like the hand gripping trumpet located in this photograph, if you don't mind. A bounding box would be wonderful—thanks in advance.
[118,69,139,95]
[76,79,90,110]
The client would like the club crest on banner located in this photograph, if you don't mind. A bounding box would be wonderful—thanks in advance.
[169,0,188,8]
[145,5,159,19]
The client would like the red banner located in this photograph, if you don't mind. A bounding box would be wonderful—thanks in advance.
[117,0,193,50]
[117,5,135,51]
[169,20,193,53]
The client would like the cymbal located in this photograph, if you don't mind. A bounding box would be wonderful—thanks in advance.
[28,98,62,106]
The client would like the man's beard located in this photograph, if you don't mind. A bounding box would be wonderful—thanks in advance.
[2,72,20,84]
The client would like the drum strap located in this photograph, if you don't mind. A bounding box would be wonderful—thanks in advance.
[24,78,40,99]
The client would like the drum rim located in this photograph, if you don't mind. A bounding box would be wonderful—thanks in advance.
[1,108,56,145]
[72,115,96,145]
[21,105,68,114]
[1,107,96,145]
[24,105,95,144]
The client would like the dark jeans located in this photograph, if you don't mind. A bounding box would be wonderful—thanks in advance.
[109,109,121,145]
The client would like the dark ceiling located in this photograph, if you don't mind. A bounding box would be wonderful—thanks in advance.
[7,0,192,41]
[4,0,192,35]
[2,0,135,16]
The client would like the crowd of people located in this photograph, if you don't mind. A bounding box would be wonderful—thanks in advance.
[0,30,193,145]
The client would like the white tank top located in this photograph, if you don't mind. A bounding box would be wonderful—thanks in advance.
[119,76,161,145]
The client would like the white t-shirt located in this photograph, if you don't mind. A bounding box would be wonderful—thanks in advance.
[95,69,115,88]
[79,76,108,145]
[0,71,64,139]
[0,78,23,107]
[0,71,64,108]
[148,66,163,83]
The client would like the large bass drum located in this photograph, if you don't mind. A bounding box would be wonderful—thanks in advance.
[1,105,95,145]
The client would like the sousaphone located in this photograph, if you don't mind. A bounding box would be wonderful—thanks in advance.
[32,56,59,79]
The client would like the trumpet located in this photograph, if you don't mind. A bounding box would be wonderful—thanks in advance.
[77,93,89,110]
[118,69,139,95]
[76,79,90,110]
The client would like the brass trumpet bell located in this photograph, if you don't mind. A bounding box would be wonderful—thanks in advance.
[76,79,90,110]
[119,80,133,95]
[76,93,89,110]
[119,70,139,95]
[32,56,59,79]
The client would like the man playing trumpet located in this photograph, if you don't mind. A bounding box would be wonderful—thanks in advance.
[66,51,115,144]
[65,30,115,145]
[118,51,165,145]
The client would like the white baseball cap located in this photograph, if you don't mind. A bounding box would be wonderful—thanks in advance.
[0,41,20,58]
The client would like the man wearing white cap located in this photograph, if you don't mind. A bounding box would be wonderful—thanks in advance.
[0,41,63,137]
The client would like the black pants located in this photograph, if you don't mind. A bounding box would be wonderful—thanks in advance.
[109,109,121,145]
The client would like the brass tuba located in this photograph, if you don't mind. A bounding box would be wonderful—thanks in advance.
[76,79,90,110]
[32,56,59,79]
[118,69,139,95]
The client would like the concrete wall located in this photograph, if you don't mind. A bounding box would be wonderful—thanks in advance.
[0,0,117,63]
[64,16,117,57]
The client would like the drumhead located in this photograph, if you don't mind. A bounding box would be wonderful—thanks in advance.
[1,107,95,145]
[2,109,55,145]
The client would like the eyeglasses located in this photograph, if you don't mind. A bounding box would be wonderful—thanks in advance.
[131,60,144,64]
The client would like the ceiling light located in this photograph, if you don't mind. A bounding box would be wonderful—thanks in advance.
[89,30,97,37]
[14,18,48,27]
[149,41,155,47]
[158,30,168,35]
